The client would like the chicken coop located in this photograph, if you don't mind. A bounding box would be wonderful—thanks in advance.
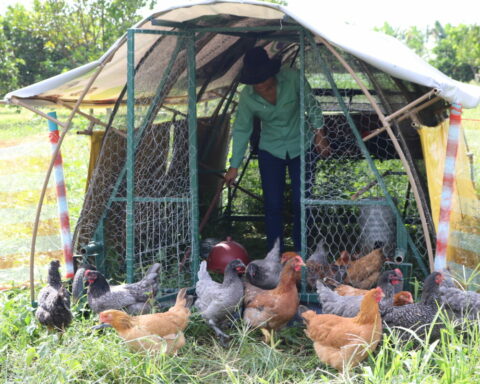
[4,1,480,302]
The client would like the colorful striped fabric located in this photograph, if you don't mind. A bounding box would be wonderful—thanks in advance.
[48,112,74,278]
[434,103,462,271]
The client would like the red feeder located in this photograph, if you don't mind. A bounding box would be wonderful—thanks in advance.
[207,236,250,274]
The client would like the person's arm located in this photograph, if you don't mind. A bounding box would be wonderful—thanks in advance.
[225,92,254,185]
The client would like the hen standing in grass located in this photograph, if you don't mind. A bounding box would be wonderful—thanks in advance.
[195,259,246,346]
[35,260,72,331]
[245,238,281,289]
[382,271,444,342]
[84,263,160,315]
[317,268,404,317]
[439,275,480,321]
[243,255,305,346]
[301,287,384,372]
[96,288,190,354]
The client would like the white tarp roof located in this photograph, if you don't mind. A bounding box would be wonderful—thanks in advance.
[4,0,480,108]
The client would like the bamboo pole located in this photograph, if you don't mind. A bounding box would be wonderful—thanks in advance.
[318,36,435,271]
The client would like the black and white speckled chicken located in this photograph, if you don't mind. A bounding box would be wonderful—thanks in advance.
[316,268,404,318]
[84,263,160,315]
[382,271,444,343]
[245,238,281,290]
[195,259,245,346]
[35,260,72,331]
[439,275,480,321]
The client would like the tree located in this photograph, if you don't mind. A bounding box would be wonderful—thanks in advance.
[0,19,21,97]
[430,23,479,82]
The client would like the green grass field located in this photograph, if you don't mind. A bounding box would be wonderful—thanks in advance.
[1,102,480,382]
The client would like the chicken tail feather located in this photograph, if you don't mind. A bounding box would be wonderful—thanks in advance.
[175,288,188,308]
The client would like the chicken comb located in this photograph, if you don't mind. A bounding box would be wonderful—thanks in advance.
[394,268,403,277]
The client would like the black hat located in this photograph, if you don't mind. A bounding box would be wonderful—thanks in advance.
[239,47,281,85]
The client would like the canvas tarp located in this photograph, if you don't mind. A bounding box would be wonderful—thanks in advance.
[3,0,480,109]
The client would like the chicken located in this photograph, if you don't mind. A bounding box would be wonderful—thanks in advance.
[335,268,403,296]
[393,291,414,306]
[439,277,480,321]
[84,263,160,315]
[243,252,301,306]
[243,255,305,346]
[96,288,190,354]
[35,260,72,331]
[317,268,403,317]
[245,238,281,289]
[301,287,384,372]
[306,240,348,289]
[195,259,245,346]
[343,248,386,289]
[382,272,444,343]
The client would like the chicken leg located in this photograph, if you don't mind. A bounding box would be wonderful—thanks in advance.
[208,319,231,347]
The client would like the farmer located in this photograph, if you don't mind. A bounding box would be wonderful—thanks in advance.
[224,46,329,252]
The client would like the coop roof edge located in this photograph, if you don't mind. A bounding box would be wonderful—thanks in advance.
[3,0,480,109]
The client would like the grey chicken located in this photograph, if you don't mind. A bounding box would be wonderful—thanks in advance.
[317,268,404,317]
[84,263,160,315]
[382,271,444,343]
[439,276,480,321]
[195,259,245,346]
[245,238,281,289]
[35,260,72,331]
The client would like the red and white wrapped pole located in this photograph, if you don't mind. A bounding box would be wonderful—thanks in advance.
[48,111,74,278]
[434,103,462,272]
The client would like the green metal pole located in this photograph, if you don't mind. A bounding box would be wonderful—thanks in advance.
[186,31,200,285]
[126,29,136,283]
[298,30,307,297]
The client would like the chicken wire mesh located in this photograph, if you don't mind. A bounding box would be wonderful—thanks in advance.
[72,19,439,292]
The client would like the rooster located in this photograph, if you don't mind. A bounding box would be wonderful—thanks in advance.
[194,259,245,346]
[243,255,305,347]
[301,287,384,372]
[35,260,72,331]
[317,268,403,318]
[382,271,444,343]
[245,238,281,290]
[84,263,160,315]
[95,288,190,354]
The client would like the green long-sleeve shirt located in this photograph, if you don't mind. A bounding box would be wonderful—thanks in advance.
[230,68,323,168]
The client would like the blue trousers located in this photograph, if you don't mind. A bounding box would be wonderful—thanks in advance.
[258,149,301,252]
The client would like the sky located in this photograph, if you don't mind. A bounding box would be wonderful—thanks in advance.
[0,0,478,30]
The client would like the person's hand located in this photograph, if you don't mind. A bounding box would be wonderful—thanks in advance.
[224,167,238,186]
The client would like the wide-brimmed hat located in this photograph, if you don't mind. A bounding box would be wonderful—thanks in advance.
[239,47,281,85]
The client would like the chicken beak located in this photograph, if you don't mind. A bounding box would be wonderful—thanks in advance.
[91,323,112,331]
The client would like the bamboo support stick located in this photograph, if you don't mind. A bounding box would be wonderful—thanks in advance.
[318,36,435,271]
[10,98,68,128]
[384,88,438,122]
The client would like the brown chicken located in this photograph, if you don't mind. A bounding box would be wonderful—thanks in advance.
[335,268,403,297]
[393,291,414,306]
[342,248,386,289]
[243,255,305,346]
[96,288,190,354]
[243,252,301,305]
[301,287,384,372]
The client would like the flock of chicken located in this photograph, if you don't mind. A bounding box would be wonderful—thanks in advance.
[35,240,480,372]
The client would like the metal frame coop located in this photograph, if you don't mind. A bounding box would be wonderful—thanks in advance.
[4,1,480,302]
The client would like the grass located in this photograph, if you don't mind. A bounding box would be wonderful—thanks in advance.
[1,285,480,383]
